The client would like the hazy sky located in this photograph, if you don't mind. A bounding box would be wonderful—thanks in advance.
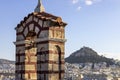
[0,0,120,60]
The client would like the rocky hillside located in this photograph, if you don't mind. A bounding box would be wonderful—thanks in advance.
[65,47,114,66]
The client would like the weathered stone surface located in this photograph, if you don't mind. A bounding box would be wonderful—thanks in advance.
[53,64,58,71]
[49,74,59,80]
[25,65,36,70]
[38,20,43,27]
[17,35,24,41]
[39,31,48,38]
[49,54,55,61]
[30,56,37,62]
[26,16,33,24]
[43,21,50,27]
[23,27,28,37]
[35,26,39,34]
[41,63,47,71]
[17,26,23,33]
[34,17,38,22]
[29,23,34,31]
[15,12,66,80]
[20,56,25,62]
[30,73,37,79]
[37,44,48,52]
[16,46,25,53]
[24,74,28,79]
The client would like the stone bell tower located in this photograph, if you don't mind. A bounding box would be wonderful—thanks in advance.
[14,0,67,80]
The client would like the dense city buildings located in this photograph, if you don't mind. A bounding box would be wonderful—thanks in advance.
[65,62,120,80]
[0,60,120,80]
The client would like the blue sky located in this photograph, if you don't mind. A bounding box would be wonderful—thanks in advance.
[0,0,120,60]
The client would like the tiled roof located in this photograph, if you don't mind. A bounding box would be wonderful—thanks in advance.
[34,12,58,20]
[16,12,67,28]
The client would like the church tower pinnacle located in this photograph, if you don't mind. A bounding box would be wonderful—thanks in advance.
[34,0,45,12]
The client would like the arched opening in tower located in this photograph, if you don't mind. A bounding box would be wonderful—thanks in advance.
[55,45,62,80]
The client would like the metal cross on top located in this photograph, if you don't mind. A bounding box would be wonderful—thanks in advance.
[34,0,45,12]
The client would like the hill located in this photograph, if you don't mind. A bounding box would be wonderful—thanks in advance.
[65,47,114,66]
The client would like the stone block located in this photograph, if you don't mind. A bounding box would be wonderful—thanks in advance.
[49,54,54,61]
[61,64,65,71]
[38,20,43,27]
[30,73,37,79]
[26,16,33,24]
[49,74,59,80]
[25,65,36,70]
[49,30,53,38]
[41,74,44,80]
[43,21,50,27]
[24,27,28,37]
[35,26,39,34]
[39,31,48,38]
[24,73,28,79]
[20,56,25,62]
[30,56,37,62]
[16,46,25,53]
[17,35,24,41]
[29,23,34,31]
[17,26,23,33]
[54,54,58,61]
[34,17,38,22]
[41,63,46,71]
[53,64,58,71]
[48,64,53,71]
[37,44,48,52]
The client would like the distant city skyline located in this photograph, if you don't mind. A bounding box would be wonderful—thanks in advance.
[0,0,120,60]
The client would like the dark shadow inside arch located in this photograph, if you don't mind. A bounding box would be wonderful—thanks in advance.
[37,47,46,80]
[55,45,62,80]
